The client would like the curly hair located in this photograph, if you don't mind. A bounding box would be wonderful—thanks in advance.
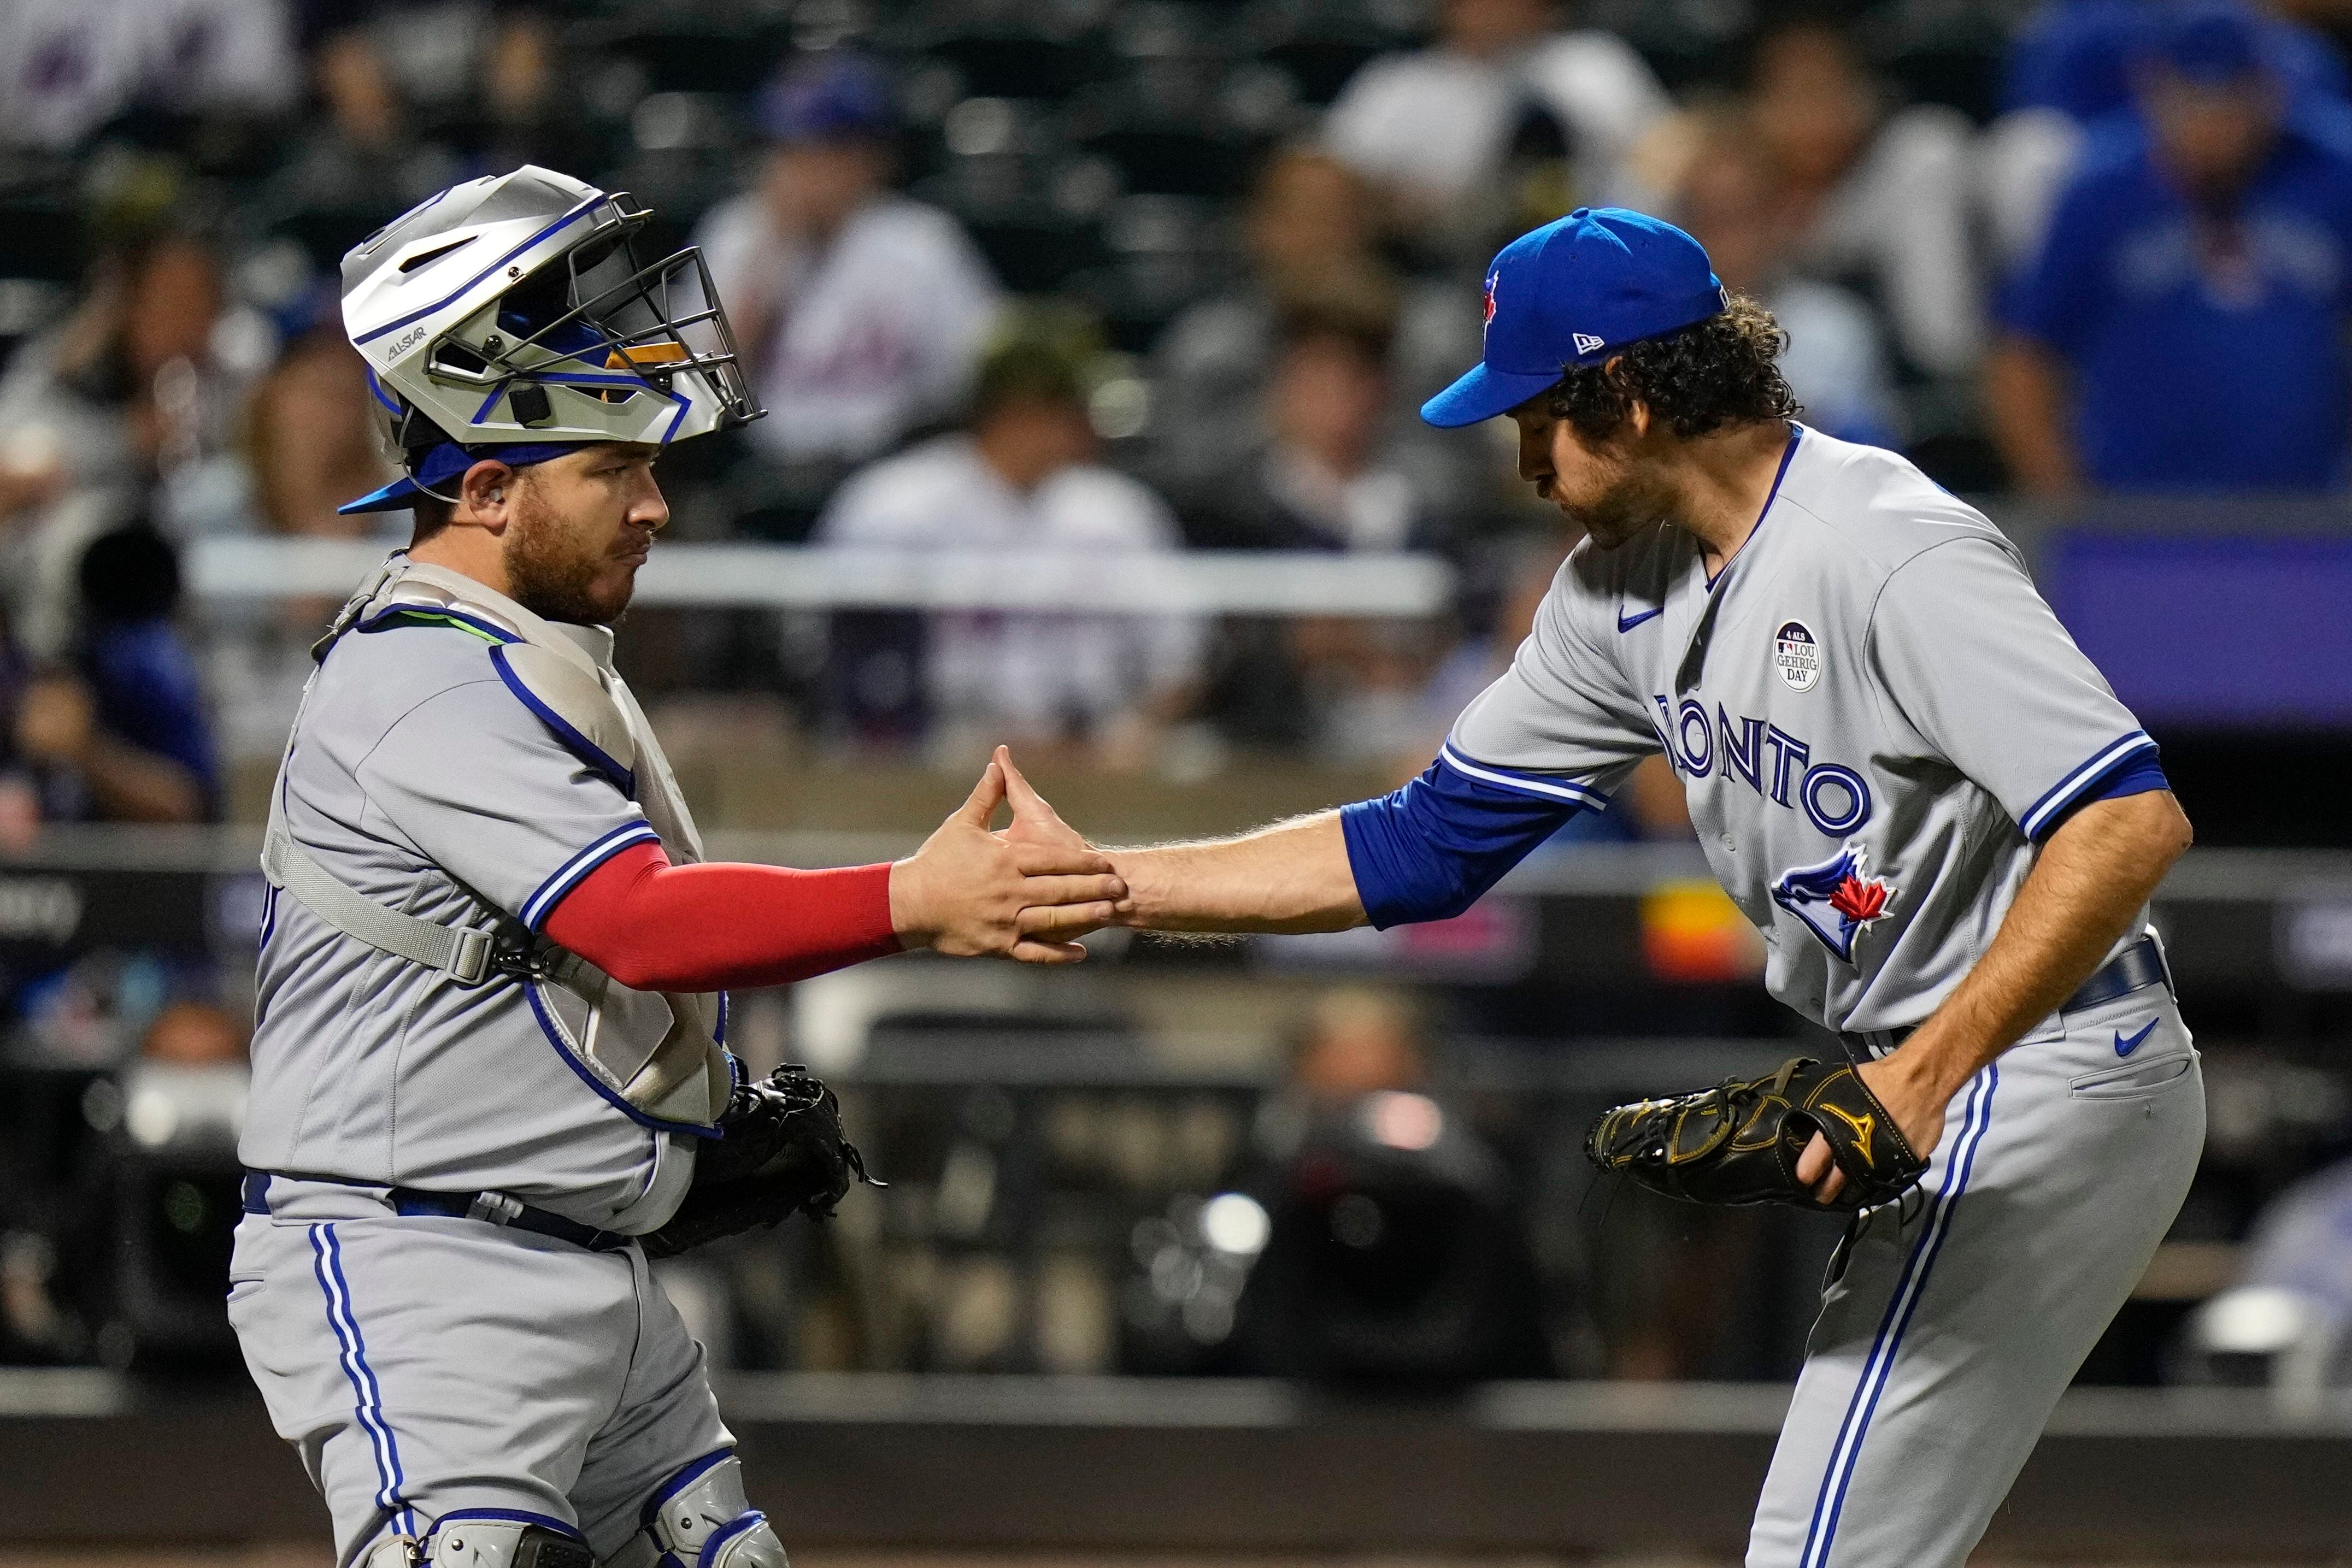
[1545,294,1800,441]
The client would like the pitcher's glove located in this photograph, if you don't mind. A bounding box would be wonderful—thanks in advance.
[1584,1057,1926,1213]
[641,1064,878,1258]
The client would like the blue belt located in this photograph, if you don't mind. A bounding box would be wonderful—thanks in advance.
[240,1172,632,1253]
[1843,933,2174,1059]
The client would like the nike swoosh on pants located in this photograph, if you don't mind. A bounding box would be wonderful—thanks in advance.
[2113,1019,2158,1057]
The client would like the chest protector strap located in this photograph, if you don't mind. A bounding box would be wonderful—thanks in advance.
[262,555,727,1131]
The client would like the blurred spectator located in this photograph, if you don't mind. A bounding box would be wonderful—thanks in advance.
[0,222,260,662]
[142,999,248,1065]
[1180,280,1456,761]
[1197,283,1442,553]
[1669,113,1904,450]
[0,0,298,152]
[1236,986,1550,1381]
[697,54,1002,476]
[1743,11,1984,380]
[1988,3,2352,496]
[1290,986,1428,1102]
[244,311,395,540]
[1150,147,1480,517]
[202,300,401,771]
[280,2,572,216]
[815,316,1202,771]
[1324,0,1669,251]
[4,525,217,826]
[1984,0,2352,268]
[2184,1151,2352,1391]
[304,0,567,151]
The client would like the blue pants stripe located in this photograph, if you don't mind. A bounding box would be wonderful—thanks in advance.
[1796,1065,2000,1568]
[310,1223,414,1538]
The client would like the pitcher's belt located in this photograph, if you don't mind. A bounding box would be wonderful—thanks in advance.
[1841,933,2173,1060]
[240,1171,631,1252]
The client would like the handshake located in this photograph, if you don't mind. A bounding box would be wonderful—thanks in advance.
[885,745,1138,964]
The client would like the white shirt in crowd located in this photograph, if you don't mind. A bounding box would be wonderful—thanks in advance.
[1324,31,1670,207]
[1,0,297,151]
[695,193,1002,465]
[1786,105,1985,378]
[815,435,1205,738]
[1765,278,1904,451]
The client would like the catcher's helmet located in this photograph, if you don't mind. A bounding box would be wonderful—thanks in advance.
[338,165,761,512]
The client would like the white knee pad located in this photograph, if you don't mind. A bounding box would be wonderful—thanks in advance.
[642,1453,787,1568]
[364,1516,594,1568]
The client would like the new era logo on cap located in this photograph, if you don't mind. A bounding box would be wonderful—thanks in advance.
[1421,208,1727,428]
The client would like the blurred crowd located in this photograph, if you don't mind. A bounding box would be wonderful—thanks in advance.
[5,0,2352,826]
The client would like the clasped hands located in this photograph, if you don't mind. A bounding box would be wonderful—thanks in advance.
[887,746,1131,964]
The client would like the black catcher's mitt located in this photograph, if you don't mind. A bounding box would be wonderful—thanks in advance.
[642,1065,877,1258]
[1584,1057,1926,1213]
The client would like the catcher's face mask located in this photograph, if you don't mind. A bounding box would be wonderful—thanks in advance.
[339,165,763,511]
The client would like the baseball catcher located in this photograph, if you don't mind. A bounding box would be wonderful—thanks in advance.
[227,166,1121,1568]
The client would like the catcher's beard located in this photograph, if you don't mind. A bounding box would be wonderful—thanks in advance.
[503,478,636,626]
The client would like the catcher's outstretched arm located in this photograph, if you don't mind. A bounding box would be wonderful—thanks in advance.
[545,758,1128,981]
[545,842,902,989]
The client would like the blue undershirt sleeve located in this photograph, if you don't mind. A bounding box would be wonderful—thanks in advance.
[2033,748,2171,841]
[1339,754,1593,929]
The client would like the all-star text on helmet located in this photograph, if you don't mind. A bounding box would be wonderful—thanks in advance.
[338,165,762,512]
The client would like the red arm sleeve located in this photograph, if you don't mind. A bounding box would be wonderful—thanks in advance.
[541,841,901,991]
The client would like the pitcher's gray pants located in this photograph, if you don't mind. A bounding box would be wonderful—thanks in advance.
[228,1179,732,1567]
[1748,985,2204,1568]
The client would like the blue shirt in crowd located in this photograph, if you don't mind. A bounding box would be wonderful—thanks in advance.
[85,618,220,818]
[2001,111,2352,492]
[2003,0,2349,123]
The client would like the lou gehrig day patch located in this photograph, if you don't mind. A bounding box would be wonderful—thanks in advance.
[1774,621,1821,692]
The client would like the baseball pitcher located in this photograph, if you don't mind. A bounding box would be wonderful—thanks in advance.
[1007,208,2204,1568]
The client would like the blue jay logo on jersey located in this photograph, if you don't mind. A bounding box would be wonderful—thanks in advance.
[1771,841,1896,963]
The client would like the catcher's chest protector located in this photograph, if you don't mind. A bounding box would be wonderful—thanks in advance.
[265,556,728,1133]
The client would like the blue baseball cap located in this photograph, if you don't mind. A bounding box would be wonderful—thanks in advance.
[1421,208,1727,429]
[2150,2,2269,85]
[757,54,897,145]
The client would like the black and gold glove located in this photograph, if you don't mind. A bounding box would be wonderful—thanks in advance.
[1585,1057,1926,1213]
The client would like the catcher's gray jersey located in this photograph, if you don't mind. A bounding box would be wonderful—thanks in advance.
[244,580,714,1232]
[1451,425,2157,1033]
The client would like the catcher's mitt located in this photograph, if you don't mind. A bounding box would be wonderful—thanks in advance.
[641,1064,878,1258]
[1584,1057,1926,1213]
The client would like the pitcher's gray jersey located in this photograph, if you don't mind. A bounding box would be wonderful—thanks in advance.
[1450,426,2157,1033]
[245,604,701,1231]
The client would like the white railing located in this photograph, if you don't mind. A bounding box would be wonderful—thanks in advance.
[186,538,1457,617]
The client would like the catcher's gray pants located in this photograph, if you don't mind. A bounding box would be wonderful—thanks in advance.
[1747,983,2204,1568]
[228,1177,732,1567]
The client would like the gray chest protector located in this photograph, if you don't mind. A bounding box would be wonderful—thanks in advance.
[263,555,729,1134]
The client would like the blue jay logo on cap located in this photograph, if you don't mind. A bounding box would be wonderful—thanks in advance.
[1481,270,1500,339]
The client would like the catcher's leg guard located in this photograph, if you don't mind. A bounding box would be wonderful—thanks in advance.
[640,1453,786,1568]
[362,1517,594,1568]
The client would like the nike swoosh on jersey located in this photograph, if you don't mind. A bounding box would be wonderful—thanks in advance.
[1616,603,1665,632]
[2113,1018,2158,1057]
